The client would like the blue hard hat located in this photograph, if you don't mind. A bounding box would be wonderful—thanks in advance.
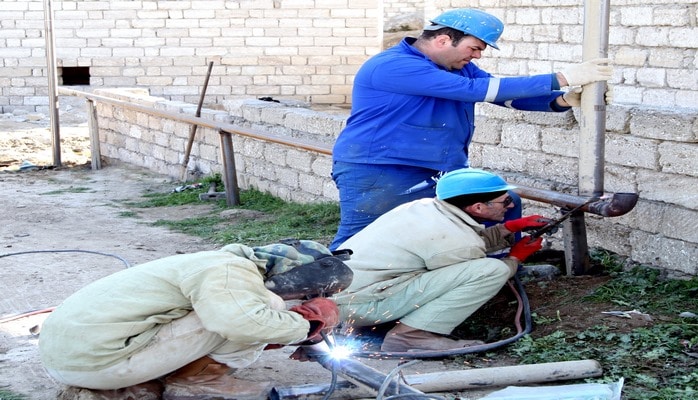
[424,8,504,50]
[436,168,516,200]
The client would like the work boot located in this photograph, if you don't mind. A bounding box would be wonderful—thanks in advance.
[163,356,272,400]
[380,323,485,352]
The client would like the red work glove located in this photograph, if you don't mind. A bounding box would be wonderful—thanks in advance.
[503,215,553,233]
[289,297,339,343]
[509,237,543,263]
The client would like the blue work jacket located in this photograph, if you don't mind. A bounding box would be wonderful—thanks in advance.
[333,37,568,171]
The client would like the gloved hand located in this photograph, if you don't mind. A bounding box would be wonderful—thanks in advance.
[503,215,553,233]
[561,85,614,107]
[560,58,613,87]
[509,237,543,262]
[562,87,583,107]
[605,84,614,104]
[289,297,339,343]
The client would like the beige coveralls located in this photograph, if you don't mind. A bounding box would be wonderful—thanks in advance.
[333,198,518,335]
[39,244,311,390]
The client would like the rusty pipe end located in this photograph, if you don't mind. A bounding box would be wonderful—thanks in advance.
[586,192,639,217]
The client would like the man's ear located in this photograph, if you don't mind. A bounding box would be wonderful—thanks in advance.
[463,203,479,214]
[435,34,452,48]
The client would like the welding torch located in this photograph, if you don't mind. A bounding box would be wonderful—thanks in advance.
[525,199,595,240]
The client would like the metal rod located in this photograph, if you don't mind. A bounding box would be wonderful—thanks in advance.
[181,61,214,181]
[87,100,101,170]
[43,0,61,167]
[219,130,240,206]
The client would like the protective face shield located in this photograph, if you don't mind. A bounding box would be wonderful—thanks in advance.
[424,8,504,50]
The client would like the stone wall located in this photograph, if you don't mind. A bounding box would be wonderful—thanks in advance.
[90,88,697,278]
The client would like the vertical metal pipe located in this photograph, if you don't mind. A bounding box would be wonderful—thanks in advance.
[87,100,101,170]
[219,130,241,206]
[43,0,61,167]
[562,213,591,275]
[578,0,610,197]
[565,0,610,275]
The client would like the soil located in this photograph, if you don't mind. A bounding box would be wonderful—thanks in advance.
[0,105,644,399]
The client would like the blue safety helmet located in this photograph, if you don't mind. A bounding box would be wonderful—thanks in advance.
[424,8,504,50]
[436,168,516,200]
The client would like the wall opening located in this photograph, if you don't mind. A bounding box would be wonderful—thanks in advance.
[60,67,90,85]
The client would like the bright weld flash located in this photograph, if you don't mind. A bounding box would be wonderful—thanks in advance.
[327,344,352,360]
[318,332,354,360]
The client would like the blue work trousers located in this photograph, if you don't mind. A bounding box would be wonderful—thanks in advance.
[329,161,522,250]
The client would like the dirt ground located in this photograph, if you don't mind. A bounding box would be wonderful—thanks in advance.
[0,103,632,400]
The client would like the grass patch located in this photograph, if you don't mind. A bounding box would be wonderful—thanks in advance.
[0,389,27,400]
[132,176,340,246]
[41,186,92,195]
[509,256,698,400]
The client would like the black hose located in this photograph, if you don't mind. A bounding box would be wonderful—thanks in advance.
[0,249,132,268]
[347,274,532,359]
[0,249,132,323]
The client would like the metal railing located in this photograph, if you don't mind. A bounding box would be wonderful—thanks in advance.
[58,87,637,275]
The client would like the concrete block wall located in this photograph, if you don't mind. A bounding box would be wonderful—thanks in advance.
[90,88,697,278]
[93,88,340,205]
[2,0,696,114]
[438,0,698,112]
[470,103,698,278]
[1,0,381,114]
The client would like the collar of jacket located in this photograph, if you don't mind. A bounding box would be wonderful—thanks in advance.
[433,198,486,230]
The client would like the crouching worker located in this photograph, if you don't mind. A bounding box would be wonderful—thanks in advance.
[333,168,549,352]
[38,240,350,399]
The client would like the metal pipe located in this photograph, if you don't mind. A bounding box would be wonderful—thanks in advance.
[513,186,638,217]
[563,213,590,276]
[303,342,427,399]
[403,360,603,392]
[87,99,101,170]
[219,130,240,206]
[58,87,332,156]
[579,0,611,197]
[181,61,215,181]
[43,0,61,167]
[270,381,354,400]
[59,87,638,219]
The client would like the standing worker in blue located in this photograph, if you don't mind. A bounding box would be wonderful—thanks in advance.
[329,8,613,250]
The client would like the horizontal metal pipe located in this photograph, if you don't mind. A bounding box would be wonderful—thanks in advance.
[60,87,639,219]
[302,342,426,399]
[513,186,638,218]
[270,381,354,399]
[404,360,602,392]
[58,87,332,155]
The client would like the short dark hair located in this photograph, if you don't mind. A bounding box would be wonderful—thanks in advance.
[443,190,507,209]
[419,26,468,46]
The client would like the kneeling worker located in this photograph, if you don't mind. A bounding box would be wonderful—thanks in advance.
[39,240,346,399]
[333,168,549,352]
